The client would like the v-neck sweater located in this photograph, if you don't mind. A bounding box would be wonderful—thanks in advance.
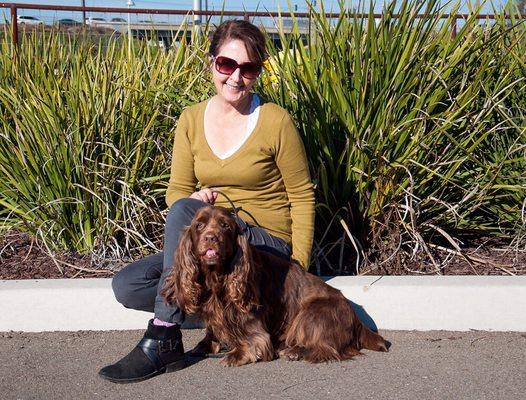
[166,99,315,269]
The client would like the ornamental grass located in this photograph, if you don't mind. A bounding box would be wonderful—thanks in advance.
[260,0,525,274]
[0,0,524,274]
[0,22,212,267]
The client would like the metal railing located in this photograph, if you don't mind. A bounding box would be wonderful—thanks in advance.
[1,1,524,48]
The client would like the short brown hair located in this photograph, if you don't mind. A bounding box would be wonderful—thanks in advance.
[209,20,267,65]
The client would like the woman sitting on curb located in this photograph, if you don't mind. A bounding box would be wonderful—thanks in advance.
[98,19,315,383]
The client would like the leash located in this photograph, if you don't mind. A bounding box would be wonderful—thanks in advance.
[212,190,249,235]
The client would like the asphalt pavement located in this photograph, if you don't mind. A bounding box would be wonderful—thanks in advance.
[1,329,525,400]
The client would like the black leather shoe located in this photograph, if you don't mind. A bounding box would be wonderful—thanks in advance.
[98,319,186,384]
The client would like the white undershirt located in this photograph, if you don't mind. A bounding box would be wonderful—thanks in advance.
[204,94,261,160]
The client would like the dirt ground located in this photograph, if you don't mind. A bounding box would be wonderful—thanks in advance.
[0,230,114,279]
[1,229,525,279]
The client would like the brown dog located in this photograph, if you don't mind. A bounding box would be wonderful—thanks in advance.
[162,206,388,366]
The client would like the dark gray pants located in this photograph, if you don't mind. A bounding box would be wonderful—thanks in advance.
[112,198,291,325]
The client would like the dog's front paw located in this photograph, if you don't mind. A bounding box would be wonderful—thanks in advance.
[220,349,253,367]
[220,352,242,367]
[279,346,304,361]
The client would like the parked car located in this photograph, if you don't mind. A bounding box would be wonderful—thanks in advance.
[56,18,81,27]
[17,15,44,26]
[85,17,106,26]
[111,17,126,23]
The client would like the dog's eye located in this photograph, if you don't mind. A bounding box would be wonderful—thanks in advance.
[196,222,205,230]
[220,221,230,229]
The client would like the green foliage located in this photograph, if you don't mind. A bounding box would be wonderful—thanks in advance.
[0,25,213,260]
[0,1,524,274]
[259,0,525,273]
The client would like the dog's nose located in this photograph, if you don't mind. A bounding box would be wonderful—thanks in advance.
[204,233,218,243]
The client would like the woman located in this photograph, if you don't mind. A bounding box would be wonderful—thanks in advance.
[99,20,315,383]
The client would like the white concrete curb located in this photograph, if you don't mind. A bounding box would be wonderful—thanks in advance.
[1,276,525,332]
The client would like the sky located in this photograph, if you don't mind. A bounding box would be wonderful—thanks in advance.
[1,1,513,24]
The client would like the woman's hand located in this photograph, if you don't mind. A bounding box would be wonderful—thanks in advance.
[189,188,218,204]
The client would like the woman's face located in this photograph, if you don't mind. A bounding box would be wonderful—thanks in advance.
[211,39,259,106]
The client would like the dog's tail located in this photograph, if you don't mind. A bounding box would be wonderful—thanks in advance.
[356,322,389,352]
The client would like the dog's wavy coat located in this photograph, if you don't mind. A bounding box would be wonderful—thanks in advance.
[162,206,388,366]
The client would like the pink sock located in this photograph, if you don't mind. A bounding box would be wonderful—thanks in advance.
[153,318,176,327]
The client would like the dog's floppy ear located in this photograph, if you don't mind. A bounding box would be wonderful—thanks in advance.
[225,232,259,313]
[161,226,201,314]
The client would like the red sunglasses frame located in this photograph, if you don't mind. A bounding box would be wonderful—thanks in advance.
[212,55,262,79]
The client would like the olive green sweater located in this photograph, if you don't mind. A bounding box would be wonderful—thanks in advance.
[166,99,315,268]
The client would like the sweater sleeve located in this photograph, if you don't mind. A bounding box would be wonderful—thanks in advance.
[274,112,315,269]
[165,109,197,208]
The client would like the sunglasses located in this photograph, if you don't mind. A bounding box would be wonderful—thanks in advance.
[213,56,261,79]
